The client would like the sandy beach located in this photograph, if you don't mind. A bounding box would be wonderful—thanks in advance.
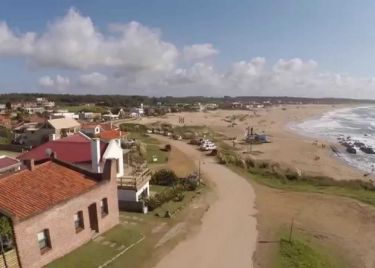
[141,104,369,181]
[142,104,375,268]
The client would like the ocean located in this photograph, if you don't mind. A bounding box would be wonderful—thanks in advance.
[293,106,375,173]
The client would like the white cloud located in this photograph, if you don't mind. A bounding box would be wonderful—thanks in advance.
[79,72,108,88]
[183,43,218,61]
[38,75,70,91]
[0,8,178,73]
[3,8,375,98]
[0,22,35,56]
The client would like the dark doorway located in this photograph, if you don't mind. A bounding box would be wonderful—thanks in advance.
[88,203,99,233]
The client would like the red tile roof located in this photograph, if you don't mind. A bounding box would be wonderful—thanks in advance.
[81,124,99,129]
[0,161,99,220]
[0,157,19,169]
[18,133,108,163]
[98,130,124,141]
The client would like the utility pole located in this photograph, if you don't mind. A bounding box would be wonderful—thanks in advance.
[288,218,294,243]
[198,159,201,182]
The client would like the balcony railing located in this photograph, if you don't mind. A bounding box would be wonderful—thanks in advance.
[117,166,151,190]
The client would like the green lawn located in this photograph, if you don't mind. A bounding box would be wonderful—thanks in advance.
[128,133,160,144]
[278,233,335,268]
[46,225,143,268]
[145,144,168,164]
[150,185,169,195]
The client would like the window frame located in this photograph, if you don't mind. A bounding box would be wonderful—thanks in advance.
[37,229,51,254]
[100,198,109,218]
[73,211,84,233]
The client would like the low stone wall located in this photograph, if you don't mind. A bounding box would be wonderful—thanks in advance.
[118,200,146,213]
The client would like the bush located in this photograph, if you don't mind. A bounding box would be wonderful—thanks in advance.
[151,169,178,186]
[145,185,184,211]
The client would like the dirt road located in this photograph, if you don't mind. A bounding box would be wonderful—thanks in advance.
[153,136,258,268]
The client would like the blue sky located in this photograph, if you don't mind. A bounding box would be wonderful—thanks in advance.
[1,0,375,97]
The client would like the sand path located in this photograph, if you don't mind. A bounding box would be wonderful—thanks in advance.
[153,136,258,268]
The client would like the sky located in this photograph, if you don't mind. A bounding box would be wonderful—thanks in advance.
[1,0,375,98]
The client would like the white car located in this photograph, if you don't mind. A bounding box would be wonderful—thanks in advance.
[200,143,217,151]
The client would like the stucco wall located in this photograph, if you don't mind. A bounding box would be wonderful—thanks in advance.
[118,182,149,202]
[13,178,119,268]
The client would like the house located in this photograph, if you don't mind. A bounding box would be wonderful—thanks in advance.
[0,157,119,268]
[18,132,150,211]
[17,132,124,178]
[81,123,101,136]
[45,118,81,140]
[0,156,21,174]
[13,122,43,146]
[129,104,144,118]
[50,112,78,120]
[13,118,81,146]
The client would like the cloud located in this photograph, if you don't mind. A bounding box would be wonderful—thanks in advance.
[1,8,179,73]
[0,22,35,56]
[183,43,219,61]
[79,72,108,88]
[3,8,375,98]
[38,75,70,91]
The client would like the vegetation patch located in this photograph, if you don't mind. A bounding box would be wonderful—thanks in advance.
[0,127,12,144]
[120,123,148,133]
[278,234,334,268]
[216,145,375,207]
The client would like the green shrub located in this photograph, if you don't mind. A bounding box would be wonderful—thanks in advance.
[151,169,178,186]
[145,185,185,211]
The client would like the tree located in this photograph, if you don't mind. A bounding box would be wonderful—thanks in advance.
[151,169,178,186]
[5,102,11,110]
[0,216,11,238]
[0,216,12,251]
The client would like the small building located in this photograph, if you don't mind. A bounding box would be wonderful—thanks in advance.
[50,112,78,120]
[0,158,119,268]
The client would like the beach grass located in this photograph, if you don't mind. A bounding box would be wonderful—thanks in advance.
[277,232,335,268]
[230,164,375,207]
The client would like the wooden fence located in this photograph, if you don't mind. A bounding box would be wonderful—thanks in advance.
[0,249,20,268]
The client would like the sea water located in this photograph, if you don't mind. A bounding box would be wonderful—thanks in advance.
[293,106,375,173]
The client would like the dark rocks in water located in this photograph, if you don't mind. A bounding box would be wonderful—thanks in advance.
[360,146,375,154]
[346,147,357,154]
[354,141,365,147]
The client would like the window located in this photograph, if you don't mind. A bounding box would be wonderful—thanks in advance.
[74,211,84,232]
[100,198,109,217]
[116,159,120,174]
[37,229,51,254]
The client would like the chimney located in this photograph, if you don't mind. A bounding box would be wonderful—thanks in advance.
[24,159,35,171]
[49,133,56,141]
[91,138,101,173]
[102,158,117,181]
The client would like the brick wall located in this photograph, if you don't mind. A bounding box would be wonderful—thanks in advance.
[13,178,119,268]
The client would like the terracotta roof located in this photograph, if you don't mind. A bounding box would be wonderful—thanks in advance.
[0,161,99,220]
[100,123,119,131]
[81,124,99,130]
[18,133,108,163]
[98,130,124,141]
